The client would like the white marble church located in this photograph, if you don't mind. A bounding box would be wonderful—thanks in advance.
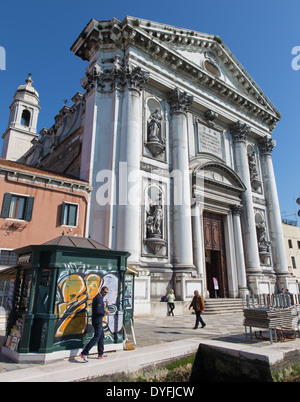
[2,17,297,314]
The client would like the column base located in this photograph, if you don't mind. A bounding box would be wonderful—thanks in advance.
[247,273,276,295]
[246,267,263,274]
[173,263,196,272]
[276,273,299,294]
[238,287,250,298]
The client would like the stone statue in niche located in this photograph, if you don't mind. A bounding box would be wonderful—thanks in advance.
[248,150,261,191]
[146,204,163,238]
[145,109,165,157]
[256,219,271,265]
[148,109,162,142]
[144,204,166,254]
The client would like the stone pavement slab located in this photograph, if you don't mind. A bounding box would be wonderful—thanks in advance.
[0,338,201,382]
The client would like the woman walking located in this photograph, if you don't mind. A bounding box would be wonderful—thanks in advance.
[167,289,175,316]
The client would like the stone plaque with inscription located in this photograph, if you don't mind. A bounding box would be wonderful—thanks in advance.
[197,122,222,158]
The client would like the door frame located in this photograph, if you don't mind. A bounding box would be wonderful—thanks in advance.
[203,211,229,298]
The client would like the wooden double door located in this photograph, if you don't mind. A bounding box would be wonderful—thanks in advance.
[203,212,228,298]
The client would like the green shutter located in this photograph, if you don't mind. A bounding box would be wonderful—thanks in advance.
[60,203,77,226]
[68,204,77,226]
[1,193,12,218]
[24,197,34,221]
[61,203,66,225]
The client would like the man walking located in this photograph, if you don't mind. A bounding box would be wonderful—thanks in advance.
[189,290,206,329]
[80,286,109,362]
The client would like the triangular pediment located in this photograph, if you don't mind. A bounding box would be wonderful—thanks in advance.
[173,47,240,91]
[129,18,279,117]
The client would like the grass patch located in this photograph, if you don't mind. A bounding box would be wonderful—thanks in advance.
[84,354,196,382]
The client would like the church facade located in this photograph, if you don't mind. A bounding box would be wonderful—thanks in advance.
[2,17,297,314]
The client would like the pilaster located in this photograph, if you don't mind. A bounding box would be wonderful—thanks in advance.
[192,201,205,276]
[231,204,249,296]
[169,88,195,271]
[116,63,150,263]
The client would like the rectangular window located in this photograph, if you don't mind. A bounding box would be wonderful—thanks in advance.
[9,196,26,219]
[1,193,34,221]
[288,239,293,248]
[61,203,78,226]
[291,256,297,269]
[298,241,300,249]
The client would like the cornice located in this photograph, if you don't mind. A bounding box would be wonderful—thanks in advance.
[0,163,92,193]
[71,17,281,130]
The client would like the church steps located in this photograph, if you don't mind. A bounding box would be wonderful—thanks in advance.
[203,298,243,315]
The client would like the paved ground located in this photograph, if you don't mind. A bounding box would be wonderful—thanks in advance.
[0,311,243,373]
[133,311,245,347]
[0,311,299,381]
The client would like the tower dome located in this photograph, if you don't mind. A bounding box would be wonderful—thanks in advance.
[14,74,39,104]
[1,74,40,161]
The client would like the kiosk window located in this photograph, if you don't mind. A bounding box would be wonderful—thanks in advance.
[40,269,52,286]
[13,269,33,312]
[34,269,53,314]
[124,275,133,309]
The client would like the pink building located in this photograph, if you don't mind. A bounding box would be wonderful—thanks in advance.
[0,158,92,265]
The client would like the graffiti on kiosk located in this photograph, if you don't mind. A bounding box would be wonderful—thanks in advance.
[54,262,122,346]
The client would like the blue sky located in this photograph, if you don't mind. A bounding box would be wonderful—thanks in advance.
[0,0,299,223]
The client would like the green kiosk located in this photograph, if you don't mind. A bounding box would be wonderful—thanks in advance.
[1,236,133,363]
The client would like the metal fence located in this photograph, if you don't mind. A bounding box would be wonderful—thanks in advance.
[243,293,300,309]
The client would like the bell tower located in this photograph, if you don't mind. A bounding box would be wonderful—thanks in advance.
[1,74,40,161]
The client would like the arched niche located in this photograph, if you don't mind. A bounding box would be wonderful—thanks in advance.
[144,97,166,158]
[143,183,167,256]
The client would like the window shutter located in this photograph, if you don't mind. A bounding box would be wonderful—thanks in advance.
[24,197,34,221]
[61,203,66,225]
[68,204,77,226]
[1,193,12,218]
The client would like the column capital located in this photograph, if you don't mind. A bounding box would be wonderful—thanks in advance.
[168,87,193,114]
[82,61,150,93]
[258,136,276,155]
[230,120,251,142]
[231,204,243,216]
[122,62,150,91]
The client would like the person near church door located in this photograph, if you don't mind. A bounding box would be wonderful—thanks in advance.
[166,289,175,316]
[189,290,206,329]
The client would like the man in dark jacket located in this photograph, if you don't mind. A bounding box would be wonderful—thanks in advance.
[189,290,206,329]
[81,286,109,362]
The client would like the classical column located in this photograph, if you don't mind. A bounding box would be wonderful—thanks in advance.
[80,64,102,241]
[231,204,249,296]
[259,137,289,279]
[230,121,261,274]
[116,63,150,263]
[169,88,195,270]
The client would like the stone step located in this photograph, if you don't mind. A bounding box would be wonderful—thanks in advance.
[204,298,243,314]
